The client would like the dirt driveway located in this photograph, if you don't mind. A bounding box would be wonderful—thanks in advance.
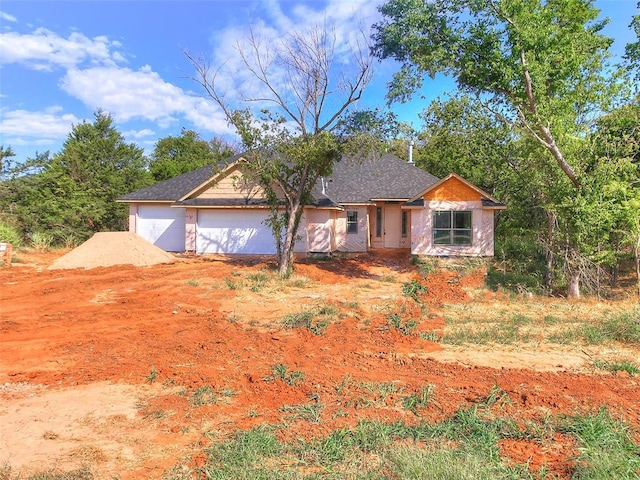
[1,251,638,478]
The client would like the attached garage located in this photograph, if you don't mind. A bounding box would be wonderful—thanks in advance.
[136,205,186,252]
[196,209,276,254]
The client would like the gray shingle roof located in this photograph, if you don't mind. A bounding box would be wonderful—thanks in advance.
[117,164,219,202]
[323,153,439,203]
[118,152,439,206]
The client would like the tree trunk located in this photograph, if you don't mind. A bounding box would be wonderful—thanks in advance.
[567,270,581,298]
[278,202,302,277]
[610,265,619,289]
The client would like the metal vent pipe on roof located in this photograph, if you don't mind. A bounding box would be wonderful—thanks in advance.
[408,140,414,164]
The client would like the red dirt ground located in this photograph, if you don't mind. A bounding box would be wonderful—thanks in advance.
[1,251,639,478]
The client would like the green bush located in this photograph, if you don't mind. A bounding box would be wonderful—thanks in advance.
[487,235,546,293]
[0,221,22,247]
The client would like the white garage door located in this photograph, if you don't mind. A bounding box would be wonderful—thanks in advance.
[137,205,185,252]
[197,210,276,254]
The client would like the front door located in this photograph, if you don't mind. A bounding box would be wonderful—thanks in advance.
[383,204,401,248]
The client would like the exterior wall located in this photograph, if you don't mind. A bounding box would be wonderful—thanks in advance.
[128,204,138,233]
[423,176,482,202]
[185,208,197,252]
[193,166,285,201]
[411,200,495,256]
[333,206,368,252]
[305,208,333,253]
[294,213,308,253]
[197,172,264,200]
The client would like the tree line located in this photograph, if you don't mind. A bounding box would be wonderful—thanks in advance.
[0,113,235,247]
[1,0,638,297]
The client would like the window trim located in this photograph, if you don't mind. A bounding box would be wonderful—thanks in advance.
[347,210,358,234]
[433,210,472,246]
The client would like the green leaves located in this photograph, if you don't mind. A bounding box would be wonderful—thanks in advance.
[0,111,153,244]
[149,129,234,182]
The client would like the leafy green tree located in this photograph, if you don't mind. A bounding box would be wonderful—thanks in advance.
[149,129,236,181]
[4,111,152,243]
[586,98,640,292]
[413,96,514,195]
[624,2,640,84]
[0,146,16,180]
[373,0,620,297]
[189,23,374,276]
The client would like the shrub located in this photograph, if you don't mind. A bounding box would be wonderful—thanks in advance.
[0,221,22,247]
[30,232,54,252]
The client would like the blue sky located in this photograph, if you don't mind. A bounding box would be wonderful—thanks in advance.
[0,0,637,165]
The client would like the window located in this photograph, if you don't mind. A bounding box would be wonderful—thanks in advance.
[376,208,382,237]
[433,211,472,245]
[347,211,358,234]
[401,211,408,238]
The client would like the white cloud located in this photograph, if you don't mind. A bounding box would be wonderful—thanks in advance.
[0,11,17,23]
[0,28,124,71]
[206,0,380,119]
[0,107,80,139]
[124,128,155,139]
[60,65,232,134]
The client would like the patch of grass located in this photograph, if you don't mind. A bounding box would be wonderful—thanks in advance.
[401,384,435,415]
[359,381,404,406]
[185,278,200,287]
[549,308,640,346]
[246,272,269,292]
[387,313,418,335]
[401,279,426,301]
[280,402,324,424]
[201,425,284,478]
[558,408,640,479]
[224,277,239,290]
[281,310,314,329]
[146,364,159,384]
[189,385,219,406]
[172,396,640,480]
[543,314,561,325]
[411,255,439,275]
[0,465,95,479]
[334,374,352,395]
[269,364,305,386]
[387,446,515,480]
[593,359,640,375]
[441,320,527,345]
[419,330,440,341]
[478,384,511,407]
[281,303,338,335]
[379,273,397,283]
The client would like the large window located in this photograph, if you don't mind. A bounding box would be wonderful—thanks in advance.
[433,211,472,245]
[347,211,358,234]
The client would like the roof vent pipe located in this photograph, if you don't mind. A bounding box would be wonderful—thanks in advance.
[321,177,326,195]
[408,140,414,164]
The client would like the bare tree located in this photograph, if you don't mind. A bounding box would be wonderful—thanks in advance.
[187,22,373,275]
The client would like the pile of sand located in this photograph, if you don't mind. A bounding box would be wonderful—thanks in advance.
[48,232,176,270]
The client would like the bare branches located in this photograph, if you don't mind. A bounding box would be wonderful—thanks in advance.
[187,21,373,138]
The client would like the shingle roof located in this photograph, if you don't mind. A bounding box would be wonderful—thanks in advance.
[323,153,440,203]
[117,164,219,202]
[117,152,439,206]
